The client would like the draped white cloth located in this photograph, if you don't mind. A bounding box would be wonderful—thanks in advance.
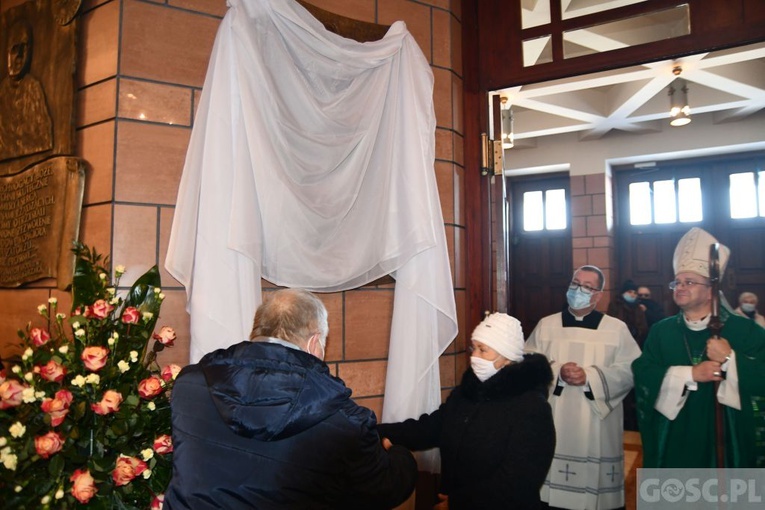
[165,0,457,443]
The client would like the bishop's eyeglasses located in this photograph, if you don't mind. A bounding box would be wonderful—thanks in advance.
[668,279,712,290]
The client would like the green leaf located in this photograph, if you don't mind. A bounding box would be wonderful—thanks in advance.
[48,453,65,478]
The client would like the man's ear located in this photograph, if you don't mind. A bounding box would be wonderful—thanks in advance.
[307,333,321,356]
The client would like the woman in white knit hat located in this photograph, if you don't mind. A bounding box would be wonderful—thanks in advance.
[377,313,556,509]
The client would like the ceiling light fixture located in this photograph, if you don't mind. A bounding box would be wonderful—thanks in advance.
[500,96,514,148]
[668,65,691,127]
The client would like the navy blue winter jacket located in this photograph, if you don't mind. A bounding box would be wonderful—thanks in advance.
[164,340,417,509]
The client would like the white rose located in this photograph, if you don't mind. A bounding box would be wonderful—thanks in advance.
[21,387,36,403]
[58,345,69,354]
[141,448,154,461]
[9,422,26,438]
[85,374,100,385]
[48,297,58,304]
[118,360,130,373]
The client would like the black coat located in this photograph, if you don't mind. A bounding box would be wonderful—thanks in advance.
[377,353,556,510]
[164,341,417,509]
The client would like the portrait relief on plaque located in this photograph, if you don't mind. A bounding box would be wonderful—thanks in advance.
[0,0,85,290]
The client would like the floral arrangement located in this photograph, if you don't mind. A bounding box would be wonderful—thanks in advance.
[0,244,179,509]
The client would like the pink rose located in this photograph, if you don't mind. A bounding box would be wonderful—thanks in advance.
[35,431,65,459]
[138,376,164,399]
[112,455,148,486]
[160,364,181,382]
[0,379,26,409]
[84,299,114,319]
[152,326,176,346]
[153,434,173,454]
[70,469,97,503]
[54,388,74,406]
[121,307,140,324]
[151,494,165,510]
[81,346,109,371]
[41,389,73,427]
[30,327,51,347]
[38,360,67,383]
[91,390,123,415]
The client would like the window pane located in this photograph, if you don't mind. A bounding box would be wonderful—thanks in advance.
[678,178,702,222]
[545,189,567,230]
[563,5,690,59]
[521,0,550,29]
[561,0,648,20]
[730,172,757,219]
[523,35,553,67]
[524,191,544,231]
[653,180,677,224]
[629,182,651,225]
[760,171,765,217]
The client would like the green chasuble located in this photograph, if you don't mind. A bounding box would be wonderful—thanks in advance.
[632,310,765,468]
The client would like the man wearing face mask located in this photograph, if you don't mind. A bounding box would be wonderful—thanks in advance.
[526,265,641,510]
[734,291,765,328]
[378,313,556,509]
[165,288,418,509]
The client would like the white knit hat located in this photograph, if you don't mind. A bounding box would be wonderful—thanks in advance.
[470,313,524,362]
[672,227,730,278]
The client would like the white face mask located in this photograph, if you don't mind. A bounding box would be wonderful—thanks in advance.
[741,303,756,313]
[470,356,500,382]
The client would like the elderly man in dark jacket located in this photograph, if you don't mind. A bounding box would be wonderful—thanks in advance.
[165,288,417,509]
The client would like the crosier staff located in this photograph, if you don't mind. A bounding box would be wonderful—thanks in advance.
[708,243,725,468]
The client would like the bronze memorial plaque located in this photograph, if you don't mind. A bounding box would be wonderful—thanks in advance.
[0,157,85,289]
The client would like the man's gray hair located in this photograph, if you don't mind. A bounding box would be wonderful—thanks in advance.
[250,288,328,349]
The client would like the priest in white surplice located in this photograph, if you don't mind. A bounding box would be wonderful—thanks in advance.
[525,265,641,510]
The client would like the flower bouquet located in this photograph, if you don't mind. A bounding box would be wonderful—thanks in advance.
[0,244,179,509]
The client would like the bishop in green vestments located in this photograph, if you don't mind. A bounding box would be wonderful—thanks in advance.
[633,227,765,468]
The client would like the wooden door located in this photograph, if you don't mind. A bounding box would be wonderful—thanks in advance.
[615,152,765,317]
[508,174,572,337]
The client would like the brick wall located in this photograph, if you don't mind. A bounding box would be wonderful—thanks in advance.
[0,0,467,417]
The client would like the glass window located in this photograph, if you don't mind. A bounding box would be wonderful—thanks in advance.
[523,191,544,231]
[523,35,553,67]
[653,179,676,224]
[521,0,550,29]
[563,5,690,59]
[546,189,567,230]
[678,178,702,222]
[629,182,651,225]
[523,189,567,231]
[729,172,758,218]
[629,177,702,225]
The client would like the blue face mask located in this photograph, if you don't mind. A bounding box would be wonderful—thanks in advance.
[566,288,592,310]
[623,293,637,304]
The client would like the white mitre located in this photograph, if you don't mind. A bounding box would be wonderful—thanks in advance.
[672,227,730,278]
